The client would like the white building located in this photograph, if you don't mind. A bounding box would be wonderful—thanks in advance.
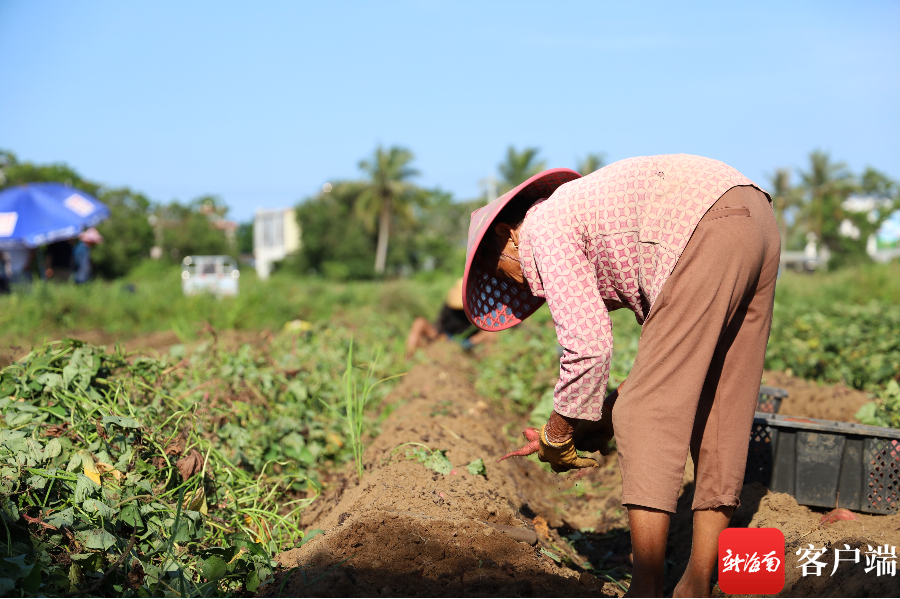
[253,208,301,279]
[842,196,900,262]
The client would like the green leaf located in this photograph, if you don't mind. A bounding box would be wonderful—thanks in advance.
[0,430,26,443]
[0,578,14,594]
[46,507,74,528]
[36,372,63,392]
[66,452,82,472]
[69,562,84,591]
[21,560,40,593]
[420,449,453,475]
[119,502,142,528]
[300,529,324,547]
[63,347,97,390]
[114,446,134,471]
[44,405,67,418]
[44,438,62,460]
[24,439,44,462]
[76,528,117,550]
[855,402,884,426]
[246,569,261,593]
[201,556,227,581]
[74,473,100,502]
[1,499,20,522]
[0,555,30,579]
[102,415,142,430]
[466,458,487,477]
[7,412,33,427]
[26,474,47,490]
[82,499,115,519]
[231,534,268,558]
[540,548,562,562]
[0,375,15,398]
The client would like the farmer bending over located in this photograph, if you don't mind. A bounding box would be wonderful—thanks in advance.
[463,156,779,597]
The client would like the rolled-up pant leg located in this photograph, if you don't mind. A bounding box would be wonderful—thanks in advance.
[613,186,780,513]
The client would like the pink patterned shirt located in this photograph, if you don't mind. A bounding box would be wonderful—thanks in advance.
[517,154,768,420]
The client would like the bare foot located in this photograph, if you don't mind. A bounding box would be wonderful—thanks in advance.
[673,572,711,598]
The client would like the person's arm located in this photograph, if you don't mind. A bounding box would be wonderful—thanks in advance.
[536,234,614,425]
[524,224,617,471]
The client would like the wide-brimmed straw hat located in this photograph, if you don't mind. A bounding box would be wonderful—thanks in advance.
[463,168,581,331]
[446,278,464,310]
[78,227,104,244]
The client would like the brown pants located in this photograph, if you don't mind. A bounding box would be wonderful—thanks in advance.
[613,185,781,513]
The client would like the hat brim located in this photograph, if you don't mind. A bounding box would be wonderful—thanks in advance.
[462,168,581,331]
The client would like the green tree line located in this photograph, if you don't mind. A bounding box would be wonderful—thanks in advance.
[0,150,234,278]
[770,150,899,267]
[2,146,896,281]
[286,145,607,280]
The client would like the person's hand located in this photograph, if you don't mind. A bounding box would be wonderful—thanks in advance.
[538,424,598,473]
[572,419,614,455]
[572,390,616,454]
[497,387,621,468]
[550,387,619,456]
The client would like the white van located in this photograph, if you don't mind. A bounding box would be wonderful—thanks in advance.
[181,255,240,297]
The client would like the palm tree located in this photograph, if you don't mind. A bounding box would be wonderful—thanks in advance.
[498,146,546,193]
[798,150,855,252]
[768,167,801,250]
[577,153,606,175]
[357,145,419,275]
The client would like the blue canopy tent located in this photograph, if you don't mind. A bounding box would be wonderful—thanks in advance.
[0,182,110,249]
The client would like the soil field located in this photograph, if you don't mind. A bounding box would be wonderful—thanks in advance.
[762,370,873,423]
[271,343,900,597]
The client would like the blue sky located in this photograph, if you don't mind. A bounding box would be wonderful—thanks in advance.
[1,1,898,222]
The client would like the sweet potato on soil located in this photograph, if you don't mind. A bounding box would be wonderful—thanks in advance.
[819,508,860,525]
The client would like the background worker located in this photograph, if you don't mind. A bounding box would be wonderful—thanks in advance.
[463,156,780,597]
[73,227,103,284]
[406,277,495,358]
[3,247,33,284]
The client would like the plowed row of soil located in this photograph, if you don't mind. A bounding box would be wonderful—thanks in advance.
[270,344,898,597]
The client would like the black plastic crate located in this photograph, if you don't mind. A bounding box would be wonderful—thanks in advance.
[756,386,787,414]
[745,413,900,514]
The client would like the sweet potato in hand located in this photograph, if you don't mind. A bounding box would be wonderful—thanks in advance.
[498,427,540,461]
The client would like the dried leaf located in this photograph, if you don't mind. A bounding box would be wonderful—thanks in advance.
[95,462,124,482]
[176,449,204,481]
[165,429,189,456]
[182,486,208,515]
[80,451,101,486]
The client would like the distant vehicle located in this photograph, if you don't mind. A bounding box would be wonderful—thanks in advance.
[181,255,240,296]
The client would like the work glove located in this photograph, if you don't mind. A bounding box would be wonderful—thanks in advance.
[538,424,599,473]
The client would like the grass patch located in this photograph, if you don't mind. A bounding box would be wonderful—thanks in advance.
[0,261,454,347]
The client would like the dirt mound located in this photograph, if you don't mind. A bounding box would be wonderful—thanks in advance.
[272,344,622,597]
[763,370,872,423]
[269,344,899,597]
